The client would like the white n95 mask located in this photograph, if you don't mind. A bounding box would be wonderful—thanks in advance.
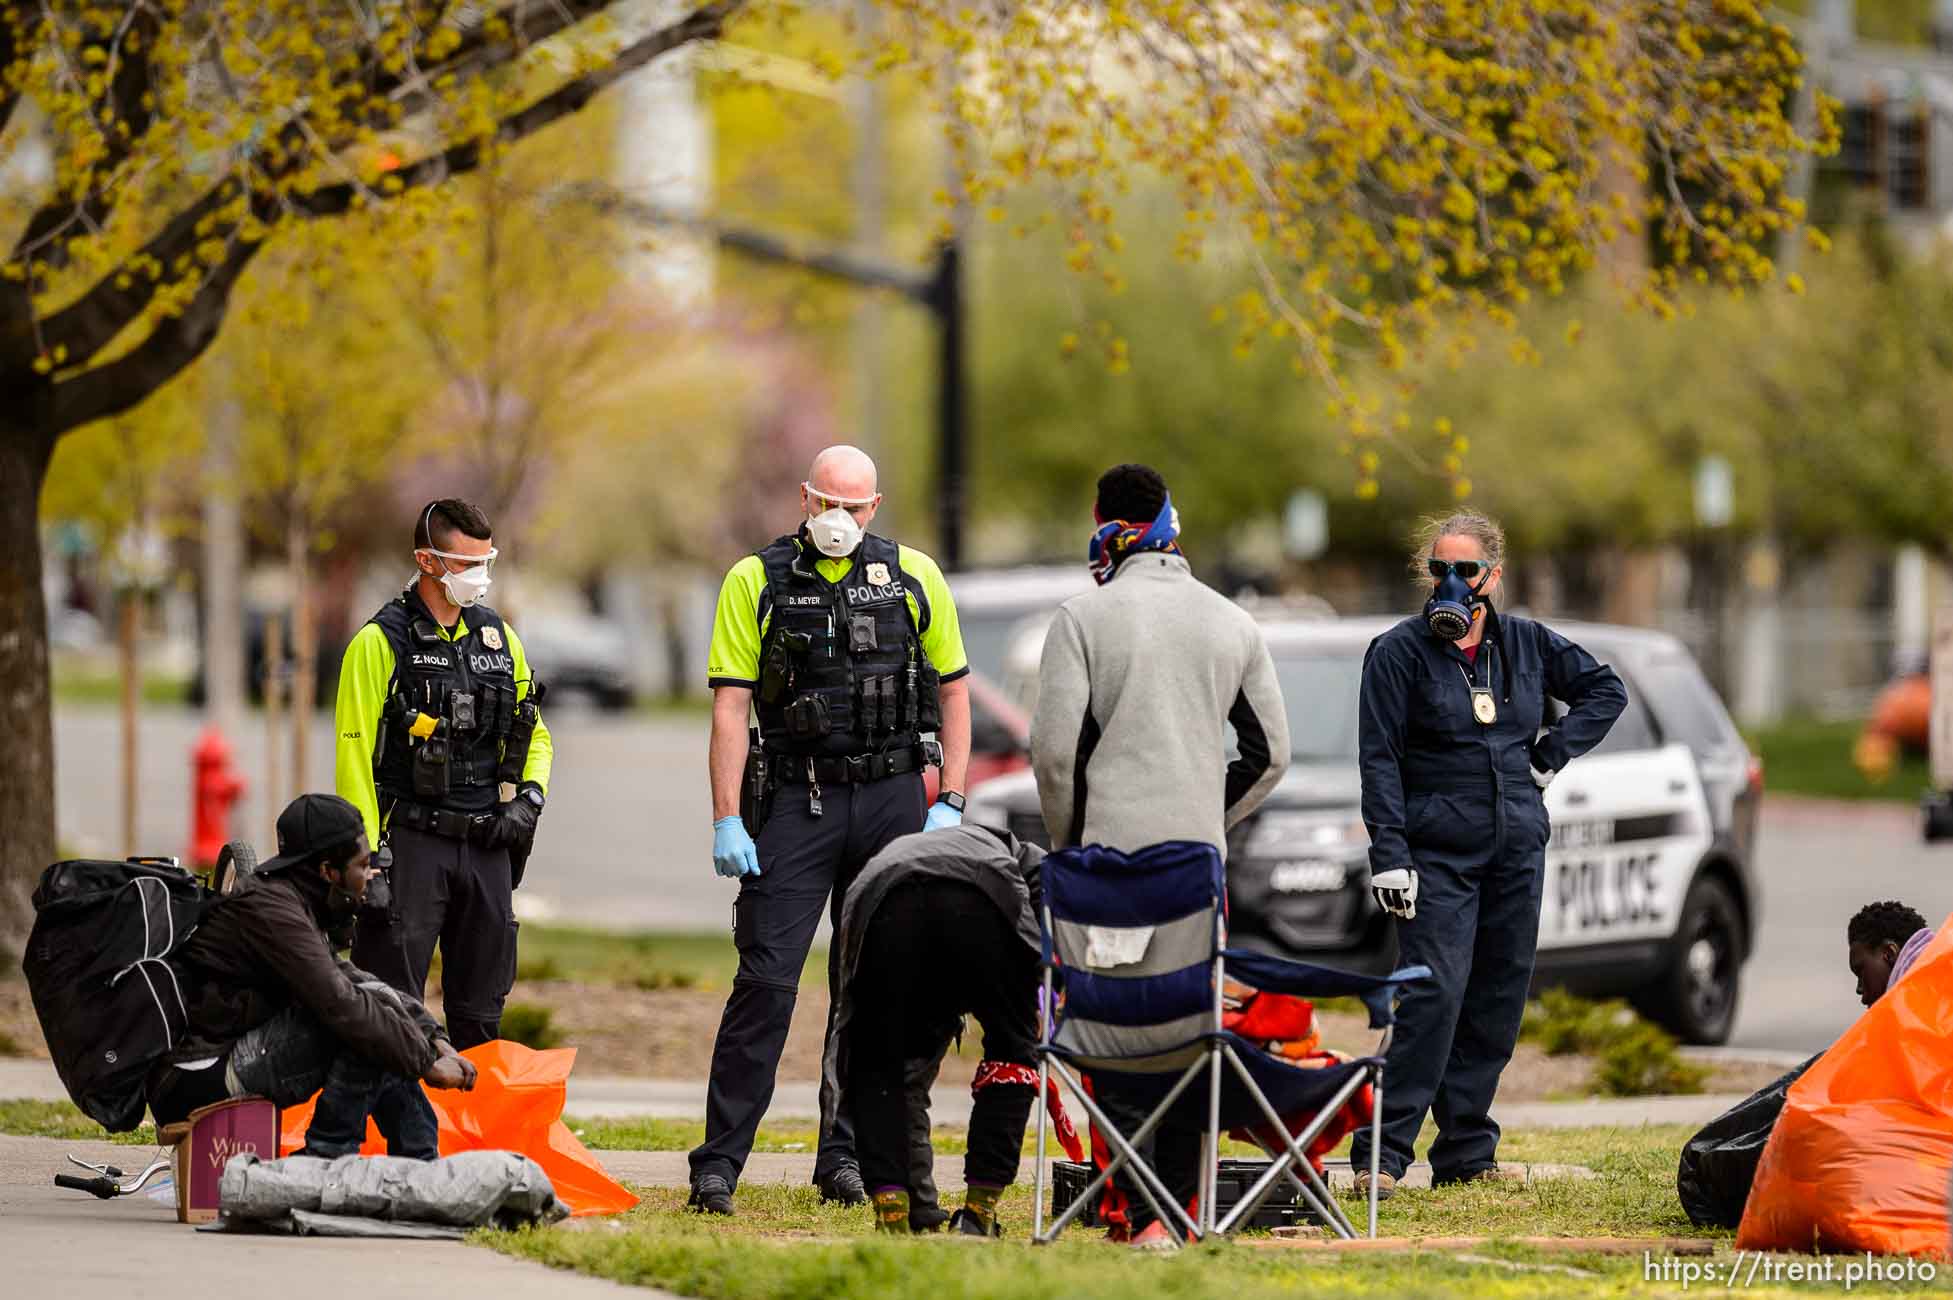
[420,546,497,608]
[806,507,864,558]
[440,565,492,609]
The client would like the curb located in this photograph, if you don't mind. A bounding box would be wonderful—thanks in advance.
[1677,1046,1809,1070]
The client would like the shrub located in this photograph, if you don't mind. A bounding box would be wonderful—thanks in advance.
[1521,987,1637,1057]
[1593,1022,1711,1097]
[632,969,697,992]
[499,1002,563,1050]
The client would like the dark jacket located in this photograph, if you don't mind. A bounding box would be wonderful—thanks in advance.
[1359,607,1627,874]
[170,871,442,1078]
[818,824,1045,1141]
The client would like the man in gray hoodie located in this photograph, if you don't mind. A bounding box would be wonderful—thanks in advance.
[1029,463,1291,1244]
[1031,463,1290,853]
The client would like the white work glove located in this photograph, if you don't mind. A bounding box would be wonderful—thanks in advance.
[1370,868,1418,921]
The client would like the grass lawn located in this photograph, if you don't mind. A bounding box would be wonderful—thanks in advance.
[1746,719,1931,803]
[4,1099,1938,1295]
[481,1124,1948,1299]
[0,1098,156,1145]
[50,666,191,707]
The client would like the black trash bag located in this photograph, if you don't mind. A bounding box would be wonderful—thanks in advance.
[1676,1053,1822,1228]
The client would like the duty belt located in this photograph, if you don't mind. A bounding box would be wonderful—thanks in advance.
[386,797,496,843]
[772,743,932,786]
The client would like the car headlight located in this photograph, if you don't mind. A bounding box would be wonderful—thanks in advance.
[1240,810,1369,857]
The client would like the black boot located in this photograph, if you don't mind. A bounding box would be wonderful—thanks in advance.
[688,1173,734,1215]
[948,1207,1002,1238]
[910,1202,951,1233]
[816,1164,867,1207]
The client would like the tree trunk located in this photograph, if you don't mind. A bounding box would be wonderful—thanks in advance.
[264,609,285,811]
[0,425,57,972]
[119,587,140,857]
[289,522,314,794]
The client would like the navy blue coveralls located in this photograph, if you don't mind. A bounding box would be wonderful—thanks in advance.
[1348,607,1625,1182]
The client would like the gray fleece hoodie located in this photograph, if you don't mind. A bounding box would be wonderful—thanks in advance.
[1029,552,1290,853]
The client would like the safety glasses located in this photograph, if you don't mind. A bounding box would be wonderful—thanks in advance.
[804,482,879,515]
[419,545,498,574]
[1427,557,1487,581]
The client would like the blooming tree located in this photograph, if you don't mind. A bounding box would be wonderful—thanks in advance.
[0,0,1829,953]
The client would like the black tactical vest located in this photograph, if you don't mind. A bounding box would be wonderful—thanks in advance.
[752,531,942,757]
[370,590,519,816]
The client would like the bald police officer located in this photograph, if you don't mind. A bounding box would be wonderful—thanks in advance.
[688,445,972,1217]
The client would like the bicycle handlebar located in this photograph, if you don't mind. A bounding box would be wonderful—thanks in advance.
[54,1173,120,1199]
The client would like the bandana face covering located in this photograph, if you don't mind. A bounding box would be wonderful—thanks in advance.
[1087,492,1182,585]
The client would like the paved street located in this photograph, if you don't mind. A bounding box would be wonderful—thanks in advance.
[54,706,1953,1055]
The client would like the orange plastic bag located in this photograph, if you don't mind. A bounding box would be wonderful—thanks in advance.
[1736,918,1953,1259]
[279,1040,637,1217]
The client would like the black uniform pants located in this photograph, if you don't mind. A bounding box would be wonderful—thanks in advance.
[844,881,1039,1195]
[352,823,517,1050]
[688,772,926,1188]
[1349,846,1546,1182]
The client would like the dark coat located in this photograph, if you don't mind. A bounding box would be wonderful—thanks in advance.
[170,871,442,1078]
[818,825,1045,1143]
[1358,607,1627,874]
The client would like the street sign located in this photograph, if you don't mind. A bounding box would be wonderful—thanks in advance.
[1284,489,1329,561]
[1693,455,1734,531]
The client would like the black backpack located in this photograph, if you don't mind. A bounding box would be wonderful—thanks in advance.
[24,858,214,1131]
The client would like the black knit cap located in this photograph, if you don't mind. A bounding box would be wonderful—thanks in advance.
[256,793,366,875]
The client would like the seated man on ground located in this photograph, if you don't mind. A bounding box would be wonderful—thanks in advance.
[146,793,477,1156]
[1848,900,1936,1008]
[824,822,1059,1237]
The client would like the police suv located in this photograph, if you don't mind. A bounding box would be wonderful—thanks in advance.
[967,615,1764,1044]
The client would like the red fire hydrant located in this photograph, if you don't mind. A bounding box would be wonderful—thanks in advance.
[191,727,246,869]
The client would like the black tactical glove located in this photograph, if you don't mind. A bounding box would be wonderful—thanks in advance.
[497,781,544,856]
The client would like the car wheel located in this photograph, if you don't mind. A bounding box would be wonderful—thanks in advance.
[1636,873,1742,1045]
[212,840,258,896]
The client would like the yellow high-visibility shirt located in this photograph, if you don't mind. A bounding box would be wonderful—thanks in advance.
[706,543,968,690]
[334,612,552,843]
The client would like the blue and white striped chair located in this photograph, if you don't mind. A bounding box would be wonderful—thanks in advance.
[1031,840,1430,1245]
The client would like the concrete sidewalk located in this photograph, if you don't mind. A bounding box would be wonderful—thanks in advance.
[591,1147,1596,1193]
[0,1133,669,1298]
[0,1057,1747,1130]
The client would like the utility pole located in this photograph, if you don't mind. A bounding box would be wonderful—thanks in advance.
[850,0,889,470]
[926,242,966,570]
[585,187,972,570]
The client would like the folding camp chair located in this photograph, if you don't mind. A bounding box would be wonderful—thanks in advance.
[1030,840,1429,1246]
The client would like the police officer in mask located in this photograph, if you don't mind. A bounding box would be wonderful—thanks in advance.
[1350,510,1624,1200]
[334,499,552,1049]
[688,444,972,1217]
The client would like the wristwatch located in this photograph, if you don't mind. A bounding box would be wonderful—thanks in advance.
[518,785,545,810]
[936,790,966,813]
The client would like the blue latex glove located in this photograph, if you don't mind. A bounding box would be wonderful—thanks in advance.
[923,800,964,832]
[712,816,761,878]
